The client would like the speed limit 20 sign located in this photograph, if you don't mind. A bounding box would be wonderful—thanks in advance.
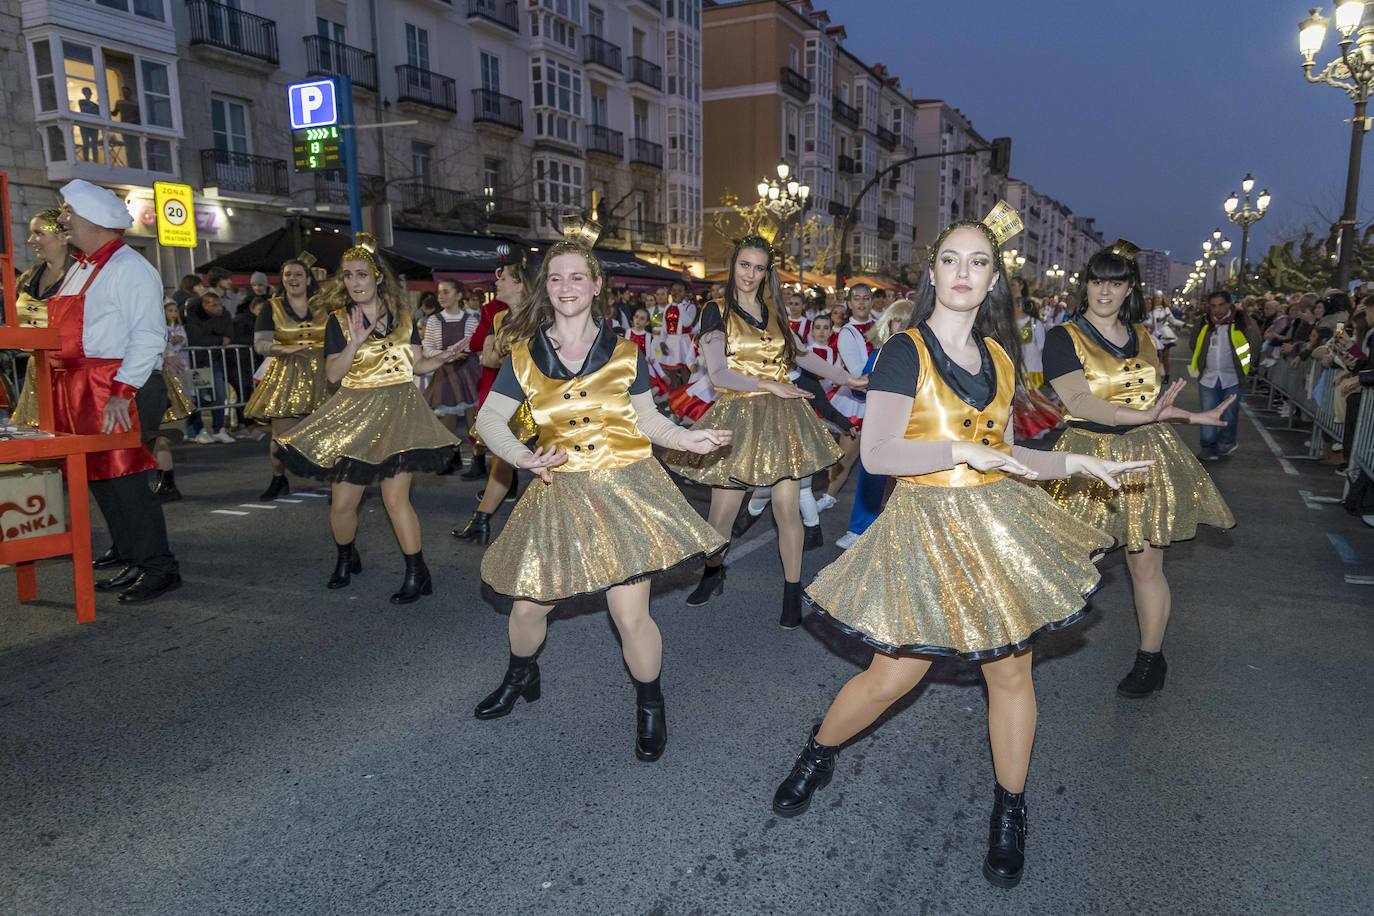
[153,181,196,248]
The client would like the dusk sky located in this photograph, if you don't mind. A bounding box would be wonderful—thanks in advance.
[836,0,1374,264]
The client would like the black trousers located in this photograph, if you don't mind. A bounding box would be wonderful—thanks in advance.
[89,373,178,576]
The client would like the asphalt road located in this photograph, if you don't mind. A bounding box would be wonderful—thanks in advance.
[2,382,1372,916]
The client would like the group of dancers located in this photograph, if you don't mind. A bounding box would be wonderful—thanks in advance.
[10,195,1237,887]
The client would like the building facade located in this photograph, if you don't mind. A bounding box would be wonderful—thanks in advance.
[4,0,703,285]
[701,0,919,277]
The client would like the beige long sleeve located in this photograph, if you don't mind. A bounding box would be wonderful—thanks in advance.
[630,391,688,450]
[473,392,534,468]
[1047,370,1133,426]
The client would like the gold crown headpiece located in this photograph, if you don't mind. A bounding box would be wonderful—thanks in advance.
[341,232,382,277]
[732,213,781,266]
[1109,238,1141,261]
[295,250,318,269]
[560,214,603,250]
[32,207,63,234]
[981,201,1023,248]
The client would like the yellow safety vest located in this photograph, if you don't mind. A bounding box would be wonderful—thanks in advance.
[1189,324,1252,378]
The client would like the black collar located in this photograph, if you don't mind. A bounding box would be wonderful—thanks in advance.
[1074,315,1138,359]
[918,323,996,410]
[728,299,770,330]
[529,319,619,379]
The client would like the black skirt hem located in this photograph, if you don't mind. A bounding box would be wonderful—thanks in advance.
[278,443,457,485]
[485,543,726,605]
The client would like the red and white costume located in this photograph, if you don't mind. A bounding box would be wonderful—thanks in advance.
[624,327,670,398]
[808,342,842,394]
[653,299,697,370]
[49,238,163,479]
[786,314,813,345]
[831,318,876,421]
[665,352,717,422]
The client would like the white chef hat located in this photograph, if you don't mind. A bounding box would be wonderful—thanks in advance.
[59,179,133,229]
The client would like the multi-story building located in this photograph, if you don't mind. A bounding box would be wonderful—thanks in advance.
[5,0,703,284]
[700,0,919,276]
[1135,248,1171,296]
[910,101,1004,257]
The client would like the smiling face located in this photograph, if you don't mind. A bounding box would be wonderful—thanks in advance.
[732,245,769,299]
[281,263,309,298]
[930,226,998,314]
[546,252,602,320]
[340,259,378,305]
[1085,277,1131,321]
[27,217,67,263]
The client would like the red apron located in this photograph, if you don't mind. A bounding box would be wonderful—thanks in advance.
[46,259,157,481]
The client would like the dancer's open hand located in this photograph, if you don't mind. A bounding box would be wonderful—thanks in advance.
[952,442,1038,479]
[1065,455,1154,490]
[677,428,733,454]
[759,379,812,399]
[519,445,568,483]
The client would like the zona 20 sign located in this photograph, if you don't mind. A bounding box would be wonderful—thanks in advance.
[152,181,196,248]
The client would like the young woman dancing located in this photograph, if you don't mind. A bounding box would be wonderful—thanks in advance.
[1042,242,1235,698]
[771,211,1149,888]
[277,237,464,602]
[471,237,729,761]
[664,235,863,627]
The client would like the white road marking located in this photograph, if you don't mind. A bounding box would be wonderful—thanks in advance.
[211,510,250,516]
[274,498,303,504]
[237,503,277,510]
[1241,402,1298,476]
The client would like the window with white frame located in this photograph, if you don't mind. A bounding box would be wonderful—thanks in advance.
[406,24,430,71]
[784,104,798,156]
[480,52,501,93]
[531,56,583,145]
[535,157,584,229]
[94,0,166,21]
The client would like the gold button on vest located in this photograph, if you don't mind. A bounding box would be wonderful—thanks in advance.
[341,309,416,390]
[16,292,48,328]
[271,297,326,348]
[719,299,791,390]
[1061,322,1161,418]
[511,336,652,473]
[896,329,1016,488]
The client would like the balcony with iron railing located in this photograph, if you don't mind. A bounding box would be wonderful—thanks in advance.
[634,221,667,246]
[396,65,457,113]
[586,124,624,159]
[875,124,897,150]
[314,170,385,205]
[395,180,466,215]
[629,137,663,169]
[187,0,279,66]
[877,216,896,239]
[584,34,622,73]
[832,96,860,129]
[780,66,811,101]
[304,35,377,90]
[472,89,523,131]
[466,0,520,32]
[828,199,850,219]
[837,154,859,175]
[627,56,663,91]
[201,148,289,196]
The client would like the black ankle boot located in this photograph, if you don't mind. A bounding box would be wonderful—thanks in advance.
[327,542,361,589]
[1117,650,1167,698]
[474,654,541,719]
[452,510,492,544]
[772,725,839,817]
[803,523,824,550]
[732,505,765,538]
[633,676,667,762]
[459,452,487,480]
[154,470,183,502]
[982,783,1028,888]
[259,474,289,501]
[779,580,803,629]
[390,550,433,604]
[685,563,725,607]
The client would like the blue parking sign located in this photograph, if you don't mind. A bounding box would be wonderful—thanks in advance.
[288,79,338,130]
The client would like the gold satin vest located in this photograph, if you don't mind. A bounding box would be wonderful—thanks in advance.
[1060,322,1162,418]
[271,297,326,348]
[511,335,652,473]
[340,308,416,390]
[896,329,1016,488]
[719,299,791,388]
[16,292,48,328]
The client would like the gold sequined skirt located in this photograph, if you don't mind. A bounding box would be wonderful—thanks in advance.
[276,382,459,484]
[11,360,37,427]
[243,349,329,420]
[481,456,727,603]
[806,478,1113,660]
[1047,424,1235,552]
[663,390,842,488]
[163,370,194,422]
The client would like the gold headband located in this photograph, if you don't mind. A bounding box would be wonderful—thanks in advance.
[32,208,63,234]
[340,232,381,278]
[544,239,604,280]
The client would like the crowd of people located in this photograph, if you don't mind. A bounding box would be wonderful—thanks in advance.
[5,182,1373,889]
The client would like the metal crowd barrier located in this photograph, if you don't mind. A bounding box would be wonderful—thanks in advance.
[184,344,257,411]
[1253,358,1344,457]
[1351,389,1374,479]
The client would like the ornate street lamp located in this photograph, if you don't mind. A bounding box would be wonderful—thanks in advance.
[1224,174,1271,289]
[758,159,810,286]
[1298,1,1374,286]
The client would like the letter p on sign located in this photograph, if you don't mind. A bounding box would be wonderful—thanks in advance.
[288,79,338,130]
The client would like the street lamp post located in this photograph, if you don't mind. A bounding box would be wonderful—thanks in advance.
[1046,264,1065,291]
[1202,229,1231,290]
[757,160,810,289]
[1224,174,1271,290]
[1298,1,1374,288]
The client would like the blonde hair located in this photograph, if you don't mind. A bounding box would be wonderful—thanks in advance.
[866,297,914,346]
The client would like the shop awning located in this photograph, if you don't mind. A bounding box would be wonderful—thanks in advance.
[196,223,432,278]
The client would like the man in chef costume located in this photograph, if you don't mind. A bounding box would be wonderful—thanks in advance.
[55,179,180,603]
